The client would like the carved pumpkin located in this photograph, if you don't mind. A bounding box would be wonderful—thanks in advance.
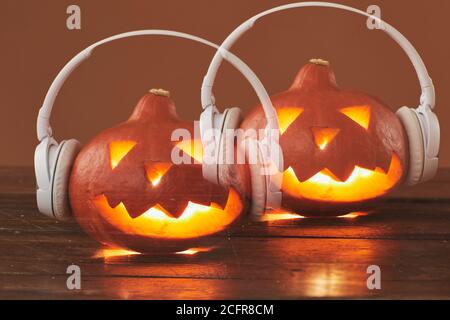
[69,89,245,253]
[241,59,408,216]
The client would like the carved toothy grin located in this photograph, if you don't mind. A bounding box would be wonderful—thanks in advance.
[282,153,403,202]
[91,188,243,239]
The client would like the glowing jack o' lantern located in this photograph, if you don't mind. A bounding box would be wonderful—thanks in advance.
[69,89,245,253]
[241,59,408,216]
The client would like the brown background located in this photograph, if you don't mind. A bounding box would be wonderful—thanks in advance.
[1,0,448,167]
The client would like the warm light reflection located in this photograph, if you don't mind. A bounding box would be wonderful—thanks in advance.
[145,162,173,186]
[109,141,137,169]
[259,212,305,222]
[311,127,340,150]
[92,188,242,239]
[306,270,345,297]
[175,139,204,164]
[338,212,368,219]
[282,153,402,202]
[175,247,215,255]
[277,107,304,135]
[339,106,371,130]
[93,248,141,259]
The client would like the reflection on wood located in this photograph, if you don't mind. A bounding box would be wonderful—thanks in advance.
[1,167,450,299]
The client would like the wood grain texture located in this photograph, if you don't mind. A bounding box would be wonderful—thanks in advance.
[1,167,450,299]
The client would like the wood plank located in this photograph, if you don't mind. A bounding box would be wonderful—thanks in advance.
[0,167,35,194]
[2,233,450,299]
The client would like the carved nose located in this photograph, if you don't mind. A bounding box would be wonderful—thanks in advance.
[311,127,340,150]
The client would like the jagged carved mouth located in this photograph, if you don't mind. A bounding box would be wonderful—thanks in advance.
[91,188,242,239]
[282,153,403,202]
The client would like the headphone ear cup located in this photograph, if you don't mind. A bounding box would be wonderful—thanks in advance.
[51,139,81,221]
[217,108,243,188]
[247,143,267,217]
[396,106,425,186]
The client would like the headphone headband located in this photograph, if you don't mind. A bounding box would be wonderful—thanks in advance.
[201,1,436,111]
[37,30,278,141]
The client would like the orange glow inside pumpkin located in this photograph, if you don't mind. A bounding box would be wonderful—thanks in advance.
[282,153,403,202]
[145,162,173,186]
[311,127,340,150]
[91,188,242,239]
[175,139,204,164]
[339,106,371,130]
[109,141,137,169]
[277,107,304,134]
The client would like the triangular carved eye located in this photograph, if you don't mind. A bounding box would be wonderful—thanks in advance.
[276,107,304,135]
[339,106,371,130]
[109,141,137,169]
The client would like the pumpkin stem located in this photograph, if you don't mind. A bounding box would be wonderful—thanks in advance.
[309,58,330,66]
[129,89,179,122]
[149,88,170,97]
[290,58,338,91]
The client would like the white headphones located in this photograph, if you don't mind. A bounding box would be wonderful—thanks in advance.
[36,3,440,221]
[34,30,277,221]
[201,1,440,216]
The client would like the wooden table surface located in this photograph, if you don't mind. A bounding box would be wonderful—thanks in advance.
[1,167,450,299]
